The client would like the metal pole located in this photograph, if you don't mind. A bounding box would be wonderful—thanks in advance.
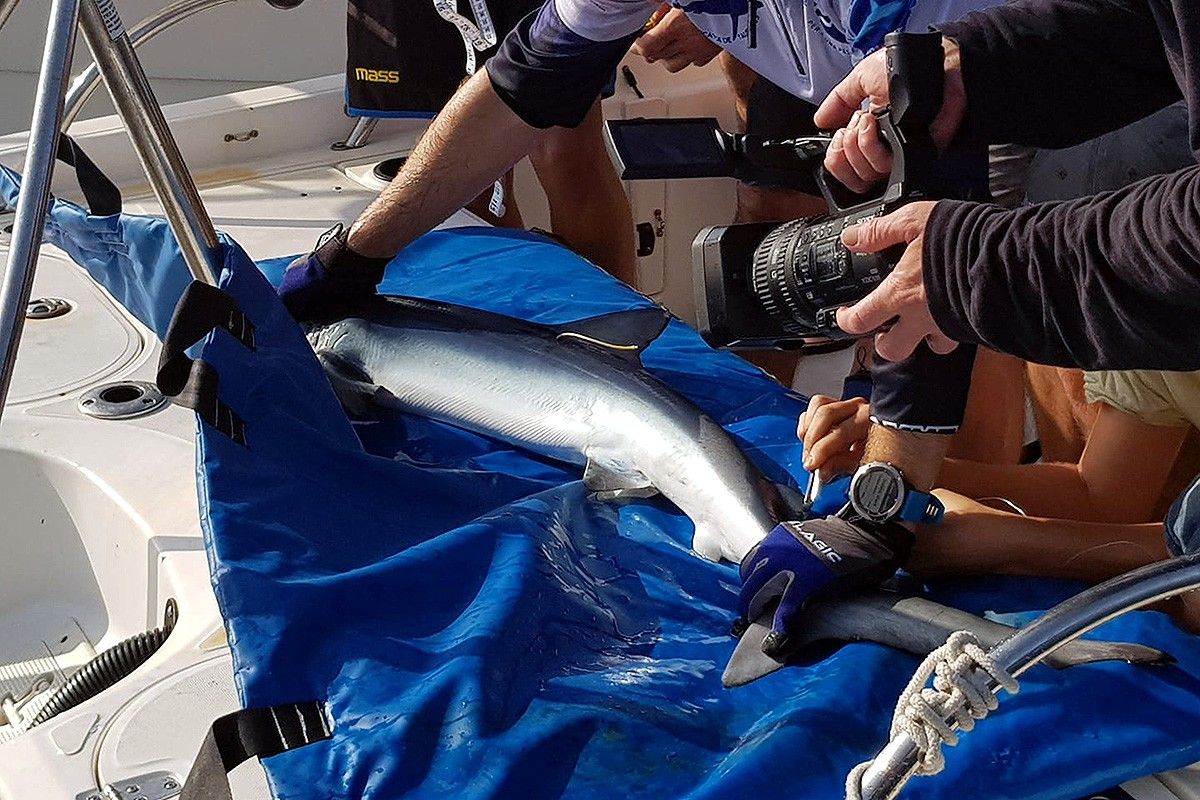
[0,0,21,34]
[0,0,82,424]
[332,117,379,151]
[855,552,1200,800]
[77,0,219,285]
[62,0,240,129]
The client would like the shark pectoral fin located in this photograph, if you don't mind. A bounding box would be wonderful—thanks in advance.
[723,612,784,688]
[553,307,671,364]
[690,525,726,563]
[315,351,385,416]
[583,458,658,501]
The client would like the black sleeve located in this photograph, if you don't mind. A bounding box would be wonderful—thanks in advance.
[870,343,977,434]
[938,0,1182,149]
[924,165,1200,371]
[485,6,637,129]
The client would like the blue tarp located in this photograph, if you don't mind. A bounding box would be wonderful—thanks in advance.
[8,161,1200,799]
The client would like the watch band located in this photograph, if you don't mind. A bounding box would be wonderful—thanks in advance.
[899,490,944,525]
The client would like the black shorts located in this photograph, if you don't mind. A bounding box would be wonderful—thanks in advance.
[743,77,823,195]
[347,0,542,117]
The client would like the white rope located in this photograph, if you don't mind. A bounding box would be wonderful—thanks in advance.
[844,631,1020,800]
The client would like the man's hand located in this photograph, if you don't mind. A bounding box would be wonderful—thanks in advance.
[278,224,389,322]
[814,38,967,192]
[835,201,957,360]
[736,517,913,656]
[631,5,720,73]
[798,395,870,478]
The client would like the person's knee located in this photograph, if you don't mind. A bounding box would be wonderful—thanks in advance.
[530,104,612,180]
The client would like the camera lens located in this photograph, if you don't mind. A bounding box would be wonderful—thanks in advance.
[748,219,822,336]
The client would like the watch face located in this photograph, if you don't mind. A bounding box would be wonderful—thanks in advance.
[851,464,904,522]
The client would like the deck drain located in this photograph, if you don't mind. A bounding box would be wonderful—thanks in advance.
[26,297,72,319]
[79,381,168,420]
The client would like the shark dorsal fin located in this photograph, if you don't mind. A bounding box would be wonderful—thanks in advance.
[553,307,670,364]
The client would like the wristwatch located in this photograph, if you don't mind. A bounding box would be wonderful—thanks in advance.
[845,462,944,525]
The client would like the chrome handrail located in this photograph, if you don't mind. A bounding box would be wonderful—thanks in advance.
[63,0,241,129]
[854,552,1200,799]
[0,0,20,35]
[2,0,308,423]
[0,0,81,425]
[77,0,221,284]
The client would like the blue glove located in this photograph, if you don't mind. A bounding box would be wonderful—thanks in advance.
[278,224,390,322]
[735,515,913,657]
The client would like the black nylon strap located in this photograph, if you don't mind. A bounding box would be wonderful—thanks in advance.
[159,358,248,446]
[55,134,121,216]
[182,702,332,800]
[157,282,256,445]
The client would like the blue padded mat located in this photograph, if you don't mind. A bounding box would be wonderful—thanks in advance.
[5,154,1199,800]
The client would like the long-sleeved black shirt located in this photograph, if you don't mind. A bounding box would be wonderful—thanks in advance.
[925,0,1200,370]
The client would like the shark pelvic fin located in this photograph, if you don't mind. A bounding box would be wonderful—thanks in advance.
[315,351,386,416]
[583,458,658,501]
[554,307,670,364]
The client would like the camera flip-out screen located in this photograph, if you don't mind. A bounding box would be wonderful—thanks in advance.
[605,118,730,180]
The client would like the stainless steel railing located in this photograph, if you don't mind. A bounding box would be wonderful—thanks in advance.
[77,0,221,284]
[0,0,82,424]
[62,0,240,129]
[0,0,306,423]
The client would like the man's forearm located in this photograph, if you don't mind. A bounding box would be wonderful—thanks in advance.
[347,72,545,259]
[938,459,1104,522]
[925,166,1200,372]
[863,426,951,521]
[911,512,1169,582]
[940,0,1180,149]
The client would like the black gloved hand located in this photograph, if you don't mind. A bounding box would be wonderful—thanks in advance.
[277,224,391,322]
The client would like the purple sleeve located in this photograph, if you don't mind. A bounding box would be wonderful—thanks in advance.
[924,166,1200,371]
[485,0,643,128]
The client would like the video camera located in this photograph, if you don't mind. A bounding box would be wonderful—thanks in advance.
[606,32,989,349]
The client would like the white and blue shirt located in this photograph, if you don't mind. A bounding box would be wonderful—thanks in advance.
[488,0,1002,127]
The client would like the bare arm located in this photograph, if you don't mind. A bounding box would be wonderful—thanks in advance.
[938,404,1189,523]
[910,491,1170,583]
[347,73,546,259]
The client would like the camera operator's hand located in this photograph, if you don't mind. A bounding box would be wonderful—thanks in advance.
[631,5,720,74]
[798,395,869,479]
[814,38,967,193]
[835,202,957,360]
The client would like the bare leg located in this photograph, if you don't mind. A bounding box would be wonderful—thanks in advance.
[1026,363,1097,462]
[529,99,636,284]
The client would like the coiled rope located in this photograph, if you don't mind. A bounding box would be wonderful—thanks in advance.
[845,631,1020,799]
